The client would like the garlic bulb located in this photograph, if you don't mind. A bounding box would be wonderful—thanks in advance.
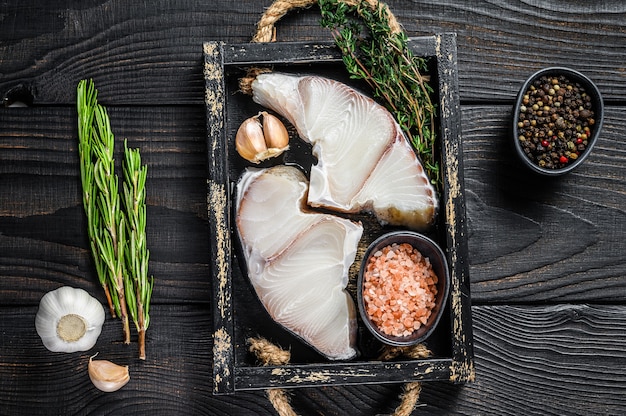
[88,355,130,392]
[235,111,289,163]
[35,286,105,353]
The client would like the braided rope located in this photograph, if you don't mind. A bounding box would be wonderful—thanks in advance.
[248,337,298,416]
[249,337,431,416]
[252,0,402,43]
[379,344,432,416]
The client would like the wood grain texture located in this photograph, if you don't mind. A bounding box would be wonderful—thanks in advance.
[1,0,626,414]
[0,106,211,306]
[2,304,626,415]
[415,304,626,416]
[464,106,626,303]
[0,0,625,104]
[2,105,624,305]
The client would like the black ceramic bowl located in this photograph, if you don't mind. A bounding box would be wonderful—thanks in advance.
[357,231,450,347]
[512,67,604,176]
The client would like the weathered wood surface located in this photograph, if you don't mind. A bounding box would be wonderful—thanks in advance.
[1,0,625,415]
[2,304,626,415]
[1,1,625,105]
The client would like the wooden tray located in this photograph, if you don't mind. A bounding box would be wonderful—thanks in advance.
[204,33,474,394]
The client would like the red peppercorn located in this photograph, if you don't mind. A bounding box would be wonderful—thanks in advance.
[559,155,568,164]
[576,138,583,144]
[541,140,549,148]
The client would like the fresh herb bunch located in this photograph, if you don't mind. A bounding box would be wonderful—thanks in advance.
[78,80,130,344]
[319,0,440,188]
[77,79,153,359]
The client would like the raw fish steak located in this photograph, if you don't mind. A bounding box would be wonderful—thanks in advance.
[251,73,438,231]
[236,165,362,360]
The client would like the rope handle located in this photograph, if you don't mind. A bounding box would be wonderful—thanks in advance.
[251,0,402,43]
[249,336,431,416]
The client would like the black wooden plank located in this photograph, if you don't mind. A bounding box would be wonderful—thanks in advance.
[203,41,236,394]
[234,359,453,390]
[222,37,437,66]
[2,304,626,415]
[463,106,626,303]
[435,32,475,383]
[1,1,625,104]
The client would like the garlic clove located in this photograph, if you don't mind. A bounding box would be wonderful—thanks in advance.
[261,112,289,150]
[235,112,289,163]
[35,286,105,353]
[88,355,130,392]
[235,117,267,163]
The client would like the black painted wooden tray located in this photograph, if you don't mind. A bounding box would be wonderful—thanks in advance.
[204,34,474,394]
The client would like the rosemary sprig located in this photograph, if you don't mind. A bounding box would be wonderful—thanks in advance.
[92,101,131,345]
[319,0,440,188]
[77,80,116,318]
[77,79,153,357]
[122,140,153,360]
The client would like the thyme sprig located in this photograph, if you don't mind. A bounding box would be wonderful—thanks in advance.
[77,79,153,358]
[319,0,440,188]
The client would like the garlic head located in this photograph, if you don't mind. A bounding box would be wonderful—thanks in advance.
[35,286,105,353]
[88,355,130,392]
[235,111,289,163]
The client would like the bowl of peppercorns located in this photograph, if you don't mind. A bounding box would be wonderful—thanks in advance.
[513,67,604,175]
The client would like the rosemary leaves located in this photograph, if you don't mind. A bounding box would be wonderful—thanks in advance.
[77,79,153,359]
[318,0,440,188]
[122,141,153,360]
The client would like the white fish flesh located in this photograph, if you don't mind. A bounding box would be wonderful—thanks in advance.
[251,73,438,231]
[236,165,362,360]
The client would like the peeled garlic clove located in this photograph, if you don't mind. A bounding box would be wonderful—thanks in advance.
[35,286,105,353]
[88,355,130,392]
[235,112,289,163]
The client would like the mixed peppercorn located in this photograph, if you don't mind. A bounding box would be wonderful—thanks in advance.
[516,74,596,169]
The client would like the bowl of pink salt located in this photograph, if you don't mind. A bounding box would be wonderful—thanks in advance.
[357,231,450,347]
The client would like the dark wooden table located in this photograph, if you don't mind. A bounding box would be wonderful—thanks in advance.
[1,1,625,415]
